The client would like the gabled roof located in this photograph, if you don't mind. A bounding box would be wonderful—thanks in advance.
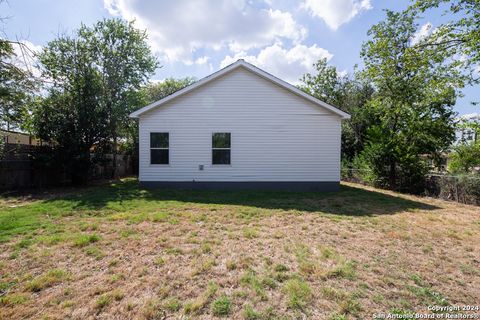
[130,60,351,119]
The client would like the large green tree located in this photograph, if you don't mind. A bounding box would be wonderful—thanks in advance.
[360,10,462,192]
[34,36,107,184]
[33,19,157,184]
[82,19,158,177]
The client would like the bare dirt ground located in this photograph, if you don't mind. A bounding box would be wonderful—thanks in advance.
[0,180,479,319]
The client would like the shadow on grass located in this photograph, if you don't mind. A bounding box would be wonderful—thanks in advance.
[59,179,439,217]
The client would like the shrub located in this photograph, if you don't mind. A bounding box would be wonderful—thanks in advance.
[361,141,428,193]
[425,174,480,206]
[448,142,480,174]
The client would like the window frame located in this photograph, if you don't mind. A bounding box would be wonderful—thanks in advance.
[211,132,231,165]
[150,132,169,165]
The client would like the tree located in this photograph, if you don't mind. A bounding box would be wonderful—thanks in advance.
[112,77,195,156]
[299,58,342,106]
[299,59,375,161]
[33,18,157,184]
[448,142,480,174]
[83,19,158,177]
[360,10,462,192]
[410,0,480,86]
[34,35,107,185]
[143,77,196,104]
[0,39,37,131]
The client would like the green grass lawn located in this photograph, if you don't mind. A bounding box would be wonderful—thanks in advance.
[0,178,479,319]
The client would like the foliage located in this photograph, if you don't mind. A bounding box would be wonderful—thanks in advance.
[33,35,107,185]
[32,19,157,183]
[143,77,196,105]
[448,142,480,174]
[300,58,343,105]
[81,19,158,174]
[0,39,37,131]
[359,10,460,192]
[425,173,480,205]
[299,59,375,161]
[410,0,480,87]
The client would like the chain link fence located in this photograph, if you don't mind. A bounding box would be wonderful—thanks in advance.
[341,169,480,206]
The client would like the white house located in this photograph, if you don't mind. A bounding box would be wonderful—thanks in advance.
[130,60,350,191]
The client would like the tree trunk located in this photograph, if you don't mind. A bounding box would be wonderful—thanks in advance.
[389,160,396,190]
[112,134,118,179]
[71,151,90,186]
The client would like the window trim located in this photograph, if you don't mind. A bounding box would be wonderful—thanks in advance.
[212,132,231,166]
[150,132,169,165]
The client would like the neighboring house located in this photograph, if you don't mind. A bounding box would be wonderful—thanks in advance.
[0,129,43,146]
[130,60,350,191]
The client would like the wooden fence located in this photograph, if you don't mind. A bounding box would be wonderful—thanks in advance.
[0,144,136,190]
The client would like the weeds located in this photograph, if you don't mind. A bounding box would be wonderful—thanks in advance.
[163,297,182,312]
[73,233,101,247]
[0,293,29,306]
[283,278,312,310]
[243,304,261,319]
[211,295,231,316]
[184,282,218,314]
[26,269,68,292]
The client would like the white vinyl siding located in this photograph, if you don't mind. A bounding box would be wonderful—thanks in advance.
[138,67,342,182]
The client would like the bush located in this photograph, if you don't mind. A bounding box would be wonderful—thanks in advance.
[359,140,428,193]
[448,142,480,174]
[341,156,377,185]
[425,174,480,206]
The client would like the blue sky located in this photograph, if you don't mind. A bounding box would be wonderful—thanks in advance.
[2,0,478,115]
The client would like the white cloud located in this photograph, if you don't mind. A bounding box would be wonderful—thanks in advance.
[195,56,209,65]
[411,22,433,45]
[220,43,332,84]
[302,0,372,30]
[104,0,307,63]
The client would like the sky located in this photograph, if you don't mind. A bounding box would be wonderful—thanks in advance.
[2,0,479,116]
